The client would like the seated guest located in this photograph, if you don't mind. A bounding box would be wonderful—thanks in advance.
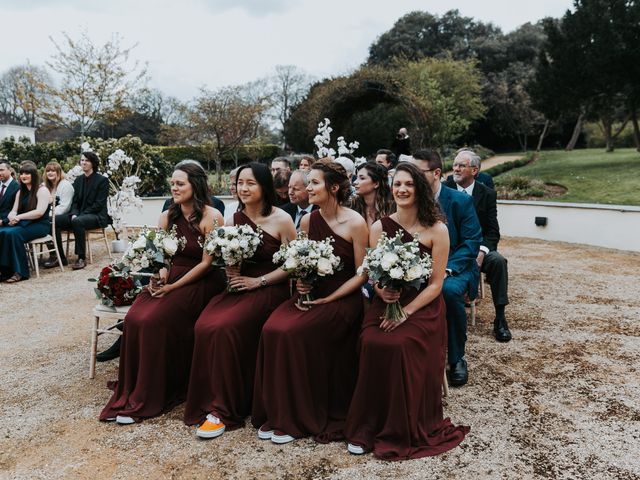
[280,169,317,231]
[162,160,225,216]
[45,151,109,270]
[100,162,226,425]
[374,149,396,171]
[344,162,469,460]
[352,162,394,227]
[184,162,296,439]
[445,148,494,189]
[0,160,20,227]
[272,170,291,207]
[223,167,240,224]
[298,155,314,172]
[410,150,482,387]
[44,161,74,215]
[0,161,51,283]
[446,150,511,342]
[270,157,291,176]
[252,159,368,445]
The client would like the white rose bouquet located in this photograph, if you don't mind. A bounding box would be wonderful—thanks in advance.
[204,223,262,291]
[357,232,433,322]
[119,225,186,274]
[272,232,342,308]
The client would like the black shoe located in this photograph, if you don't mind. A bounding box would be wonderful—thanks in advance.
[448,359,468,386]
[44,258,68,269]
[71,258,86,270]
[96,337,122,362]
[494,318,512,343]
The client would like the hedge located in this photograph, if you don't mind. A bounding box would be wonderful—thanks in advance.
[484,152,536,177]
[159,144,281,169]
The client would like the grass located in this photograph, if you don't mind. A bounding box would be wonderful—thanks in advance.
[494,148,640,206]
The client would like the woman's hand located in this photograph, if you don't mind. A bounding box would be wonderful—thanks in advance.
[150,282,174,298]
[297,296,330,310]
[8,212,18,224]
[376,285,401,304]
[296,279,312,295]
[228,275,260,292]
[225,264,241,279]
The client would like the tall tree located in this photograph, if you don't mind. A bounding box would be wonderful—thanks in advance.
[44,31,147,137]
[0,64,52,127]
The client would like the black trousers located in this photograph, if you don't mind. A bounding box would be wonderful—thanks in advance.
[55,214,102,261]
[481,250,509,308]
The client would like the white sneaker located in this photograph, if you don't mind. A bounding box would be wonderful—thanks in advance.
[115,415,135,425]
[196,414,226,439]
[271,431,295,444]
[347,443,365,455]
[257,424,274,440]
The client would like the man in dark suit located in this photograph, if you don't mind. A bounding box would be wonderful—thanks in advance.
[279,170,317,231]
[0,161,20,227]
[411,150,482,386]
[446,171,494,189]
[45,152,109,270]
[447,150,512,343]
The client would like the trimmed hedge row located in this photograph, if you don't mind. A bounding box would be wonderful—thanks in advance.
[159,144,281,168]
[484,152,536,178]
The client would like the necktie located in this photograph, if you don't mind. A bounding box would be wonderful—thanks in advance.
[296,209,308,229]
[0,184,5,199]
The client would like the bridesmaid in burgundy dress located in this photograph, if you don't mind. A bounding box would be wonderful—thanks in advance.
[100,162,225,424]
[184,162,296,438]
[344,162,469,460]
[252,159,369,444]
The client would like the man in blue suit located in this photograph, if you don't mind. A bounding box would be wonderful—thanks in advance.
[410,150,482,386]
[0,161,19,227]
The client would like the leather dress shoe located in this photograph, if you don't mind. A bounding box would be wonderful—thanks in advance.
[448,359,468,386]
[494,318,512,343]
[44,258,68,269]
[96,337,121,362]
[71,258,86,270]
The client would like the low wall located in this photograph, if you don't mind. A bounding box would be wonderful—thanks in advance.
[124,197,640,253]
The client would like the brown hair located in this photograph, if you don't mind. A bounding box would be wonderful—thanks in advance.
[310,157,352,205]
[44,161,64,192]
[168,161,212,231]
[352,161,394,222]
[393,162,444,227]
[17,161,40,213]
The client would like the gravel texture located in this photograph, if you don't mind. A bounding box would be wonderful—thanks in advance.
[1,237,639,479]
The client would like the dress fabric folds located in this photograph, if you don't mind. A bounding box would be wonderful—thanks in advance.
[251,210,362,441]
[100,215,225,421]
[344,216,469,460]
[184,211,290,428]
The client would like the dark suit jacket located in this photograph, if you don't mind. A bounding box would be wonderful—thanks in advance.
[438,184,482,296]
[445,180,500,252]
[69,172,110,227]
[0,179,20,224]
[446,172,494,189]
[279,203,318,223]
[162,195,225,215]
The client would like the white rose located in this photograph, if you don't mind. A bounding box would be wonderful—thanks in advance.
[229,239,240,250]
[239,239,249,249]
[132,236,147,250]
[140,256,150,268]
[405,264,423,281]
[162,237,179,256]
[389,267,404,279]
[284,257,298,270]
[380,252,399,270]
[317,257,334,276]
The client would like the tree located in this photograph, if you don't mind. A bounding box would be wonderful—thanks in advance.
[44,31,147,137]
[0,64,52,127]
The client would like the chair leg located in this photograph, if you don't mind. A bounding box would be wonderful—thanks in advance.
[86,234,93,264]
[470,300,476,327]
[90,315,99,379]
[32,245,40,278]
[479,274,486,299]
[103,229,113,260]
[442,368,449,397]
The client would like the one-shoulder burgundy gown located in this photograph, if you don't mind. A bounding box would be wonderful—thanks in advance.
[100,216,225,422]
[251,210,363,441]
[344,216,469,460]
[184,211,290,428]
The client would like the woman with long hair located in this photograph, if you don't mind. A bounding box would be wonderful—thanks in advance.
[352,162,394,226]
[43,161,74,215]
[100,162,226,424]
[252,158,369,444]
[0,161,51,283]
[184,162,296,439]
[344,162,469,460]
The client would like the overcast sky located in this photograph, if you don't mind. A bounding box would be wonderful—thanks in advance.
[1,0,574,101]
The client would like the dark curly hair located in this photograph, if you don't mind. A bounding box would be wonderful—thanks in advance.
[81,151,101,172]
[393,162,444,227]
[352,162,394,222]
[311,157,352,205]
[236,162,277,217]
[168,161,212,230]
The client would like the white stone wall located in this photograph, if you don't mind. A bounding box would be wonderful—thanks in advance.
[0,125,36,143]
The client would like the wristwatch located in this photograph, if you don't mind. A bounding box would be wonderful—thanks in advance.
[260,276,268,287]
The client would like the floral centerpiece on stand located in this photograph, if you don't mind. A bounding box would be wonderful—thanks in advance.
[119,225,186,275]
[272,232,342,308]
[203,223,263,292]
[90,264,143,307]
[358,232,433,322]
[103,148,143,241]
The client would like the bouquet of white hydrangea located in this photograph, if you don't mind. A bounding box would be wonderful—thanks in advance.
[119,225,186,274]
[358,232,433,322]
[272,232,342,307]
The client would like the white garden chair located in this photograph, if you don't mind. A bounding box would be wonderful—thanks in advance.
[26,201,64,278]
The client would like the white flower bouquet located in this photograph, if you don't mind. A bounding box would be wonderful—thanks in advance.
[272,232,342,308]
[358,232,433,322]
[204,223,262,291]
[119,225,186,274]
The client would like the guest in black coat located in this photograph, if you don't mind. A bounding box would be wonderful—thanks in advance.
[45,152,109,271]
[447,150,511,343]
[0,161,20,227]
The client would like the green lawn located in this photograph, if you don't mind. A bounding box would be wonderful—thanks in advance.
[495,148,640,206]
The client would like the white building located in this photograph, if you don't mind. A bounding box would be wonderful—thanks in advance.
[0,124,36,143]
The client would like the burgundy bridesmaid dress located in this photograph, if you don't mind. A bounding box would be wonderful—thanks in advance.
[184,211,290,428]
[344,216,469,460]
[251,210,363,441]
[100,216,225,422]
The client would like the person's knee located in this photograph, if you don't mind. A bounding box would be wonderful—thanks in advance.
[442,278,465,301]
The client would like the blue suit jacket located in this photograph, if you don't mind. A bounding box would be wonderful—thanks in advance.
[438,184,483,297]
[0,179,20,225]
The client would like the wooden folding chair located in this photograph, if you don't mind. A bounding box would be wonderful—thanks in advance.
[26,202,64,278]
[90,304,129,378]
[66,227,113,264]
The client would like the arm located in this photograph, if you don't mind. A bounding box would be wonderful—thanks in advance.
[56,180,74,215]
[83,175,109,215]
[7,191,21,223]
[447,195,482,275]
[13,187,50,221]
[69,177,81,217]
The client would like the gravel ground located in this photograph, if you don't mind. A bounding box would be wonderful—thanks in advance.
[1,237,639,479]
